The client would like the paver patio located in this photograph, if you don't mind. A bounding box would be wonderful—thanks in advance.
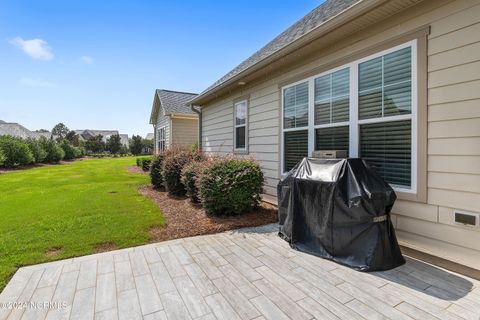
[0,224,479,320]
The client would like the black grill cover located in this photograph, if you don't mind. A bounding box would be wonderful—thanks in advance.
[278,157,405,271]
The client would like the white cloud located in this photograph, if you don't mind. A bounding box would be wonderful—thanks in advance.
[10,37,54,60]
[20,77,56,88]
[81,55,93,64]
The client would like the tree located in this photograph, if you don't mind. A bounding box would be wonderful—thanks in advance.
[129,135,143,155]
[85,135,105,153]
[142,138,153,150]
[52,123,70,140]
[65,130,80,146]
[106,134,122,154]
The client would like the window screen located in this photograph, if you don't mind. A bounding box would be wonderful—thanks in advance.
[359,47,411,119]
[360,120,411,187]
[284,130,308,172]
[315,126,349,156]
[314,68,349,124]
[284,82,308,128]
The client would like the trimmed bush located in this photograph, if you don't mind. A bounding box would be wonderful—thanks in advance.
[0,149,6,166]
[0,136,34,167]
[142,158,152,171]
[136,156,151,168]
[198,158,264,215]
[60,141,77,160]
[40,138,65,163]
[180,160,205,203]
[162,149,204,196]
[149,154,165,189]
[26,138,47,163]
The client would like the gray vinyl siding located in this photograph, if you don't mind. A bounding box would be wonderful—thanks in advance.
[202,83,280,197]
[155,109,171,153]
[201,0,480,269]
[171,118,198,147]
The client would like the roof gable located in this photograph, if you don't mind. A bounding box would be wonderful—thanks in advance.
[150,89,199,124]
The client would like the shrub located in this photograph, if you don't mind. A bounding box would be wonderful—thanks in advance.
[0,149,6,166]
[180,160,206,202]
[142,158,152,171]
[149,154,165,188]
[0,136,34,167]
[40,138,65,163]
[60,141,77,160]
[26,138,47,163]
[162,149,204,196]
[198,158,264,215]
[74,147,85,158]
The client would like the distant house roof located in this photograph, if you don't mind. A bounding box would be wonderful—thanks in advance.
[75,130,119,141]
[0,122,47,139]
[150,89,199,124]
[191,0,361,105]
[145,133,154,140]
[75,129,128,146]
[156,89,198,114]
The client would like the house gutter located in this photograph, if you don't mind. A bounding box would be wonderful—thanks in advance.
[190,0,387,106]
[190,104,202,151]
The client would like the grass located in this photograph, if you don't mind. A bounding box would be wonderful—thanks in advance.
[0,157,164,290]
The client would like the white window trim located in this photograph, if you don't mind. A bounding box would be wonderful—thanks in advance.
[234,99,248,152]
[158,126,166,152]
[280,40,417,194]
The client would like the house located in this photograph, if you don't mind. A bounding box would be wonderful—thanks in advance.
[145,133,154,140]
[0,121,52,139]
[190,0,480,270]
[149,89,199,153]
[74,129,129,147]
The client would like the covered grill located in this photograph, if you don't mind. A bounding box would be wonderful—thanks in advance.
[278,157,405,271]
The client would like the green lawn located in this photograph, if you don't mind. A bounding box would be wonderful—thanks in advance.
[0,157,164,290]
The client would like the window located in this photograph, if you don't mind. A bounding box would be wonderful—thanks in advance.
[234,100,248,151]
[283,82,309,171]
[158,127,166,151]
[281,41,416,192]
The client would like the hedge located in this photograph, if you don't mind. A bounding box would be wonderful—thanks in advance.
[149,154,165,189]
[0,149,6,166]
[198,158,264,215]
[26,138,47,163]
[180,160,205,203]
[60,141,77,160]
[162,149,204,196]
[0,136,34,167]
[40,138,65,163]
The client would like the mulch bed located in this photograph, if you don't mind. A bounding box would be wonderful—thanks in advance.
[137,185,278,242]
[126,165,145,175]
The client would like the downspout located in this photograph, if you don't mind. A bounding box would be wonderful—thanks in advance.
[190,104,202,151]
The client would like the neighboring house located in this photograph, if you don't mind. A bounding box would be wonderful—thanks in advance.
[145,133,154,140]
[190,0,480,269]
[0,121,52,139]
[75,129,129,147]
[149,89,199,153]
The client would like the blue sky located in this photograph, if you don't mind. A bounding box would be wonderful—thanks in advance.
[0,0,320,137]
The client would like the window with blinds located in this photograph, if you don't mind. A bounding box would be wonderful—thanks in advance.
[282,41,416,191]
[359,47,411,119]
[360,120,411,187]
[284,130,308,172]
[315,126,349,156]
[234,100,247,150]
[314,68,349,124]
[283,82,308,128]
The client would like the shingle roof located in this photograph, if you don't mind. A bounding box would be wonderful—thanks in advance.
[156,89,198,114]
[0,122,44,139]
[145,133,154,140]
[195,0,361,102]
